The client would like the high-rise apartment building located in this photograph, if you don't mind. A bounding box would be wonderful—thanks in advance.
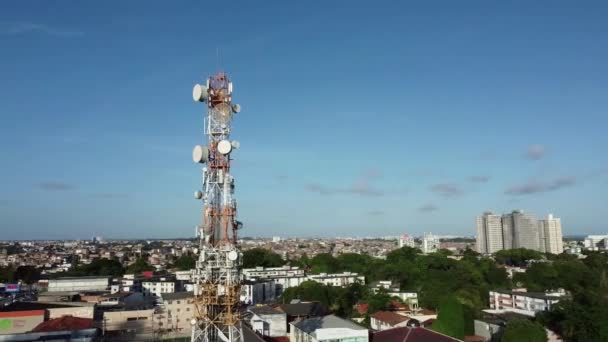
[476,210,563,254]
[399,234,416,248]
[476,212,504,254]
[508,210,539,250]
[422,233,439,254]
[540,214,564,254]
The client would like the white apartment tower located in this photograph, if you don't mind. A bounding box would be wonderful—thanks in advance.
[476,212,504,254]
[399,234,416,248]
[540,214,564,254]
[476,210,563,255]
[422,233,440,254]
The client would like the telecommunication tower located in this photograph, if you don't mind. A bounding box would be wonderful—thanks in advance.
[190,72,244,342]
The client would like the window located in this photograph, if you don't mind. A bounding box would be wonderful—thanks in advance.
[177,308,181,312]
[127,317,137,321]
[186,308,190,312]
[177,300,181,304]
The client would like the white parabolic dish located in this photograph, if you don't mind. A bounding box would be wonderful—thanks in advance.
[228,250,238,261]
[192,145,208,163]
[192,84,208,102]
[217,140,232,155]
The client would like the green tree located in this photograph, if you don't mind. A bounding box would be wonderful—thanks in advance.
[367,291,392,314]
[172,254,196,270]
[281,281,335,307]
[242,248,284,268]
[309,253,340,274]
[501,319,547,342]
[15,266,41,284]
[125,258,155,274]
[495,248,543,267]
[53,258,125,278]
[436,249,454,257]
[0,266,15,283]
[432,296,465,340]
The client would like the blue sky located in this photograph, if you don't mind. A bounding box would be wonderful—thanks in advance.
[1,1,607,239]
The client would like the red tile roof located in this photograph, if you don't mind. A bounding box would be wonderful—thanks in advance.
[371,326,462,342]
[32,316,94,332]
[355,302,369,314]
[371,311,409,326]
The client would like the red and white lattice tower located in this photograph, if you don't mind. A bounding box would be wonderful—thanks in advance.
[190,72,244,342]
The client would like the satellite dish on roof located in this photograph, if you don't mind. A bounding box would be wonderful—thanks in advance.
[228,250,238,261]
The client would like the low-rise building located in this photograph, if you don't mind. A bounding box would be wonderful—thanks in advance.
[488,290,565,316]
[370,311,410,331]
[103,308,155,335]
[48,276,109,292]
[155,292,195,337]
[307,272,365,287]
[249,305,287,338]
[0,308,45,334]
[278,301,328,325]
[98,292,146,309]
[240,280,277,305]
[272,275,308,294]
[242,266,305,279]
[290,314,369,342]
[175,270,194,282]
[369,281,418,309]
[142,278,176,298]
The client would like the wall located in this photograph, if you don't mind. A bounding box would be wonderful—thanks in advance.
[103,309,154,333]
[48,277,109,292]
[253,313,287,337]
[0,310,45,335]
[155,296,195,337]
[47,305,95,319]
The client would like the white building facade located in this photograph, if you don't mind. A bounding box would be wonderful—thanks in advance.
[476,212,504,254]
[488,290,564,316]
[422,233,439,254]
[142,279,175,298]
[540,214,564,254]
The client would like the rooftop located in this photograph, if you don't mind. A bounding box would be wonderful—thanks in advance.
[0,301,81,312]
[371,311,410,326]
[371,326,462,342]
[292,314,366,335]
[32,316,94,332]
[49,276,110,281]
[161,291,194,301]
[249,305,284,316]
[492,289,564,300]
[278,301,327,317]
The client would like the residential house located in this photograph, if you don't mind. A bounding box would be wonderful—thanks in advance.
[249,305,287,338]
[370,311,410,331]
[290,314,368,342]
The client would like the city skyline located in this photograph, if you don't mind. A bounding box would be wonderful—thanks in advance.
[2,1,608,239]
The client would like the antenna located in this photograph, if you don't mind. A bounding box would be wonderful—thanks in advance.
[216,47,222,72]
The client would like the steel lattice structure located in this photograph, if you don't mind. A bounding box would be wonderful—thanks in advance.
[190,72,243,342]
